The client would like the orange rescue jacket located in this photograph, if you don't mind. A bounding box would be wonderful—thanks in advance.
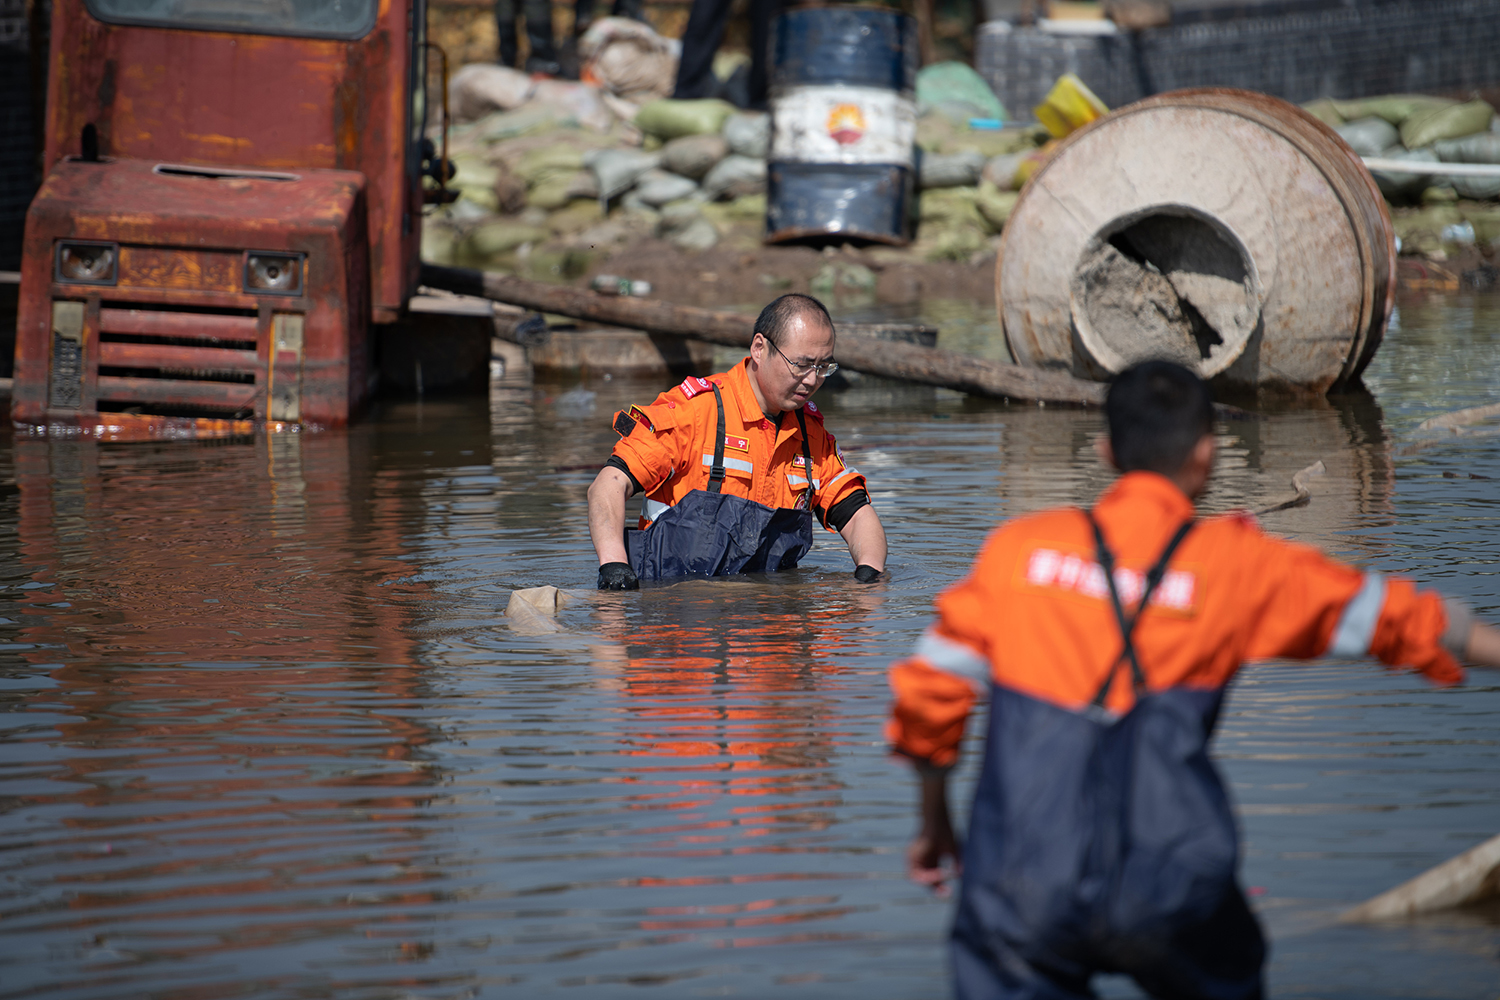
[610,359,867,530]
[888,472,1465,768]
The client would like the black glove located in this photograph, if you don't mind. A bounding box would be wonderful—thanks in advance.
[598,562,640,591]
[853,564,882,584]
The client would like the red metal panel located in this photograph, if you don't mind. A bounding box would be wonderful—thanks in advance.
[99,307,259,342]
[98,341,260,374]
[95,375,258,409]
[15,159,367,427]
[44,0,417,316]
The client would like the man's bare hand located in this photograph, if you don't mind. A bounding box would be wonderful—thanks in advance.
[909,767,962,896]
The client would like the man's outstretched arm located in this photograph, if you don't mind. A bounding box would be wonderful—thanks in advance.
[840,503,887,578]
[588,467,636,588]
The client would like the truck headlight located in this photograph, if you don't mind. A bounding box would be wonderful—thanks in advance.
[245,253,303,295]
[56,241,118,284]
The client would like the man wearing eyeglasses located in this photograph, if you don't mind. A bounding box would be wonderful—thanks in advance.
[588,293,887,589]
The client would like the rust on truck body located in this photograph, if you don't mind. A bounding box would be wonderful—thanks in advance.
[16,0,426,436]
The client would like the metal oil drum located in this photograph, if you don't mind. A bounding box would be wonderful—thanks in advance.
[997,88,1396,395]
[764,6,919,245]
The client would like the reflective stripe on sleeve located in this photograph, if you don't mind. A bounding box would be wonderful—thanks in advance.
[1328,572,1387,657]
[913,627,990,688]
[642,497,670,522]
[701,453,754,474]
[825,467,860,491]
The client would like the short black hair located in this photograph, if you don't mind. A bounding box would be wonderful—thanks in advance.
[1105,361,1214,475]
[754,294,834,348]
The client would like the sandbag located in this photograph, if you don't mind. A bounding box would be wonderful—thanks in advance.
[635,98,737,140]
[1434,131,1500,198]
[1436,132,1500,164]
[531,79,616,132]
[722,111,771,159]
[449,151,502,210]
[1369,145,1438,201]
[975,181,1019,233]
[662,134,729,180]
[1400,99,1495,151]
[579,16,681,103]
[657,202,719,250]
[920,149,986,189]
[515,146,586,186]
[982,151,1027,190]
[1334,117,1399,158]
[449,64,535,121]
[635,170,700,207]
[476,105,569,142]
[1300,98,1344,127]
[467,220,550,260]
[916,61,1006,122]
[1332,94,1454,126]
[701,154,766,200]
[587,148,663,203]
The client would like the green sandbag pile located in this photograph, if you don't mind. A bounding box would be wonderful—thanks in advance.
[1309,93,1498,203]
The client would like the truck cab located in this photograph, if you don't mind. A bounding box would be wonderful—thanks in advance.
[13,0,430,437]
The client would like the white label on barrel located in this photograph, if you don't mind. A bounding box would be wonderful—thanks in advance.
[770,86,916,166]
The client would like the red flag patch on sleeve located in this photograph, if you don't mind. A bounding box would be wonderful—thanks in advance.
[679,376,714,399]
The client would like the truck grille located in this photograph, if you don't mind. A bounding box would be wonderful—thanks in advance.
[95,303,261,418]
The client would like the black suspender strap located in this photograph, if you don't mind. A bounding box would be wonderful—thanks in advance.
[707,384,727,494]
[794,409,817,515]
[1085,509,1195,708]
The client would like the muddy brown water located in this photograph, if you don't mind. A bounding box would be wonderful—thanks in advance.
[2,294,1499,998]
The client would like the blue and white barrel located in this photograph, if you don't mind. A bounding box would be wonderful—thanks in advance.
[764,7,919,246]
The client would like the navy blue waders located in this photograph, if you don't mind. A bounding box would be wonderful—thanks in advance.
[952,512,1265,1000]
[625,385,816,581]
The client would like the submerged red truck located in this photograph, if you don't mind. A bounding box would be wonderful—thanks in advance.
[14,0,441,437]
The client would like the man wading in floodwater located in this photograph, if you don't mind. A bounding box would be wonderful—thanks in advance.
[887,360,1500,1000]
[588,293,887,588]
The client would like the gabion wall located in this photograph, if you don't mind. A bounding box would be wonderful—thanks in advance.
[977,0,1500,123]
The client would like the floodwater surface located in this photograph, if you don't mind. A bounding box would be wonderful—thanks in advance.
[2,294,1499,998]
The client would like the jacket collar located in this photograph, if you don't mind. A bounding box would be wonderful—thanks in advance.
[1096,471,1198,520]
[725,358,811,448]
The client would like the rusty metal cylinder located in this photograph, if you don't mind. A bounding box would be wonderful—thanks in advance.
[764,6,919,245]
[997,89,1396,394]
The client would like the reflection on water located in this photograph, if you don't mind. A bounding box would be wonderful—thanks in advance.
[2,294,1499,997]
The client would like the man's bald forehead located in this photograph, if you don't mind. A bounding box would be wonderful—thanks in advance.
[754,293,834,346]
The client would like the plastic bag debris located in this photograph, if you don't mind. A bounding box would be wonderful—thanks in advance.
[916,61,1006,123]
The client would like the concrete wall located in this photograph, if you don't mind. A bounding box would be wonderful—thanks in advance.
[977,0,1500,123]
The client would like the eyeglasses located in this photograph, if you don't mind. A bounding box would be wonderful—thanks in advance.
[766,337,839,379]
